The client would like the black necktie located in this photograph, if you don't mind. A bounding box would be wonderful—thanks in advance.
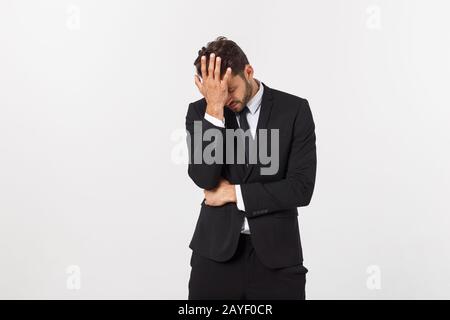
[238,106,251,165]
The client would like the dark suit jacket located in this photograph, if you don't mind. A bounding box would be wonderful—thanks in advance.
[185,82,316,269]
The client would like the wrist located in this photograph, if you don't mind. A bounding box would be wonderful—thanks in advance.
[206,103,224,120]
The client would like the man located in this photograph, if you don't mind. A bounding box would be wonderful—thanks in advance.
[186,36,316,300]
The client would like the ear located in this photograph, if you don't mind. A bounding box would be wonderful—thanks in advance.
[244,64,254,80]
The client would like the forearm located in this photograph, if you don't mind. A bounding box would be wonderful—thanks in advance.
[186,103,225,190]
[240,174,315,217]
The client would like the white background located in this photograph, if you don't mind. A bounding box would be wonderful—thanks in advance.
[1,0,449,299]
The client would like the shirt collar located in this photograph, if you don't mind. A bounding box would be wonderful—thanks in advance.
[246,78,264,115]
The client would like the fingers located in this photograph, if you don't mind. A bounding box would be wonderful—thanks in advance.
[208,53,215,79]
[221,67,231,84]
[214,56,221,80]
[200,55,207,79]
[203,189,210,206]
[201,53,229,82]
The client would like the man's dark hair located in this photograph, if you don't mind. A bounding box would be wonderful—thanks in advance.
[194,36,249,79]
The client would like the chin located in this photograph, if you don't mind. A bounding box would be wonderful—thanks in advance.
[228,103,241,112]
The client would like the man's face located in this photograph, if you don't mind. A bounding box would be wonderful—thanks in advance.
[224,74,253,113]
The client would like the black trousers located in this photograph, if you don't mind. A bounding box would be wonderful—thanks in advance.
[188,233,308,300]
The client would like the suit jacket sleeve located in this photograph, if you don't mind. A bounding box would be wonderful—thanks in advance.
[240,99,317,218]
[185,102,225,190]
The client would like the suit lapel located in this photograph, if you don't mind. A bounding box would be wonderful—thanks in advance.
[242,81,274,182]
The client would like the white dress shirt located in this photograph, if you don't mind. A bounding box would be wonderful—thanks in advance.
[203,79,264,234]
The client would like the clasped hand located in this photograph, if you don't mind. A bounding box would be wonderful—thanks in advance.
[203,178,237,206]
